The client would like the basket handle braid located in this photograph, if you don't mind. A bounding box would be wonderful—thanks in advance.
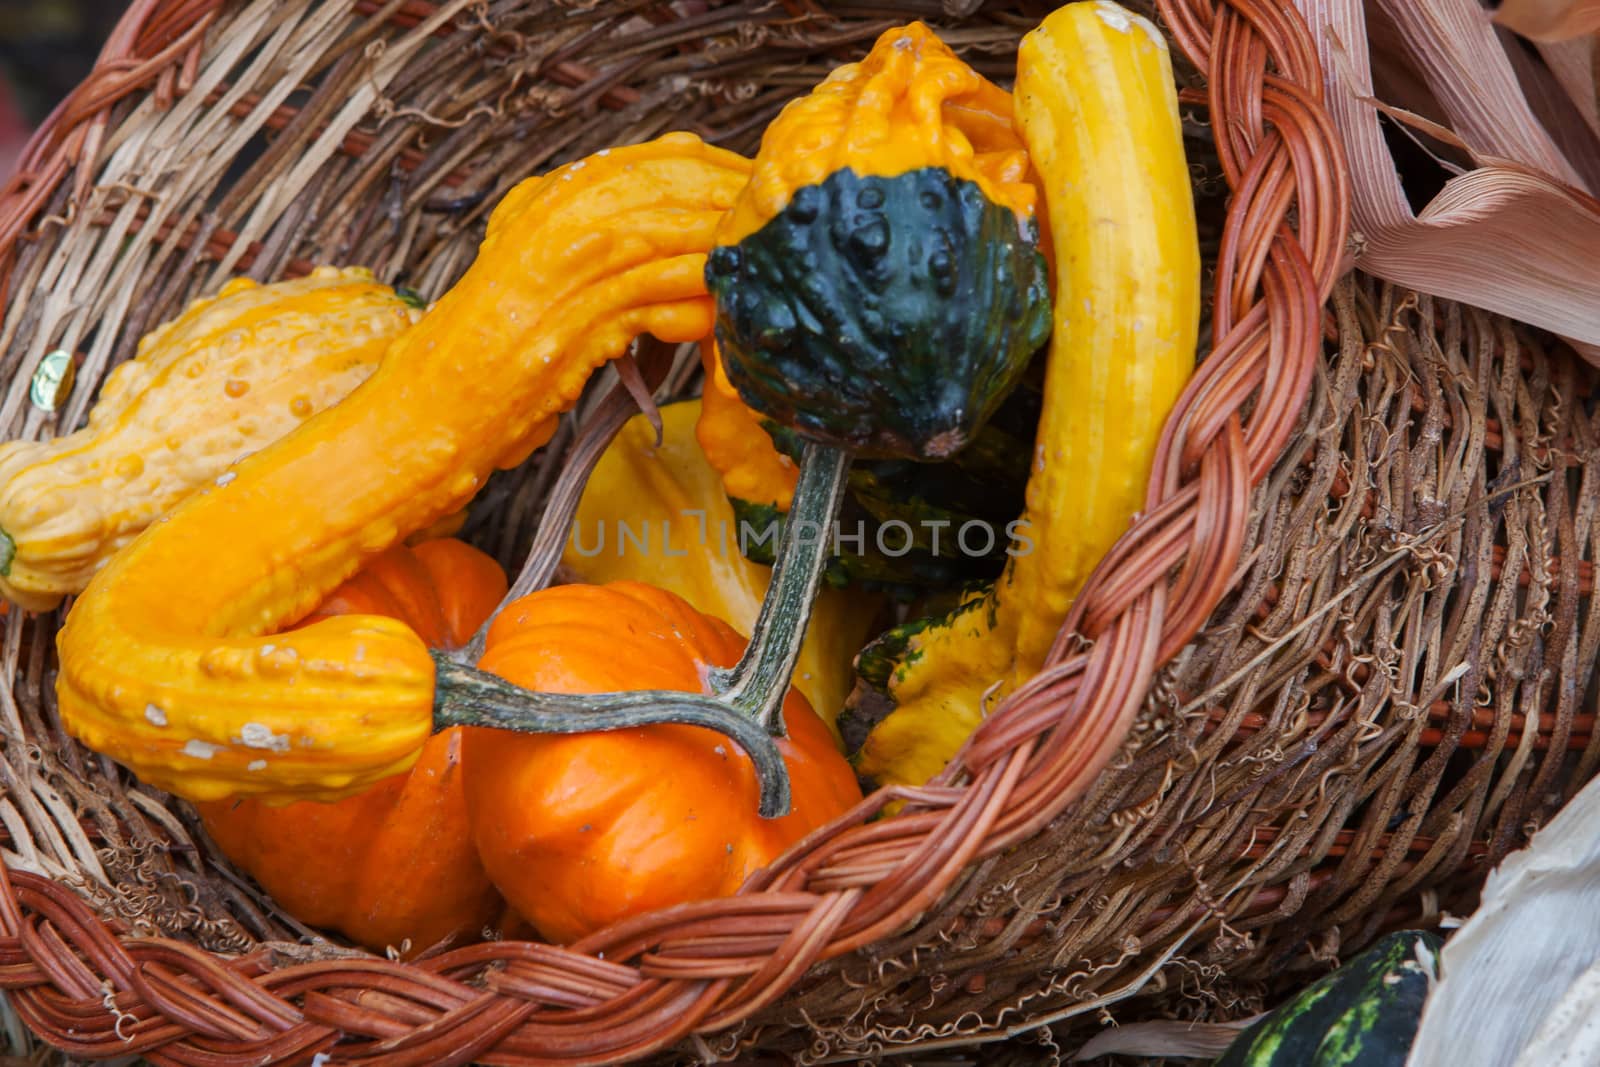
[55,134,808,807]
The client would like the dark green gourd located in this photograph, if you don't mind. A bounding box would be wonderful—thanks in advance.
[1215,931,1442,1067]
[705,167,1050,460]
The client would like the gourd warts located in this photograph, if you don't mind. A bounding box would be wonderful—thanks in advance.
[707,166,1050,459]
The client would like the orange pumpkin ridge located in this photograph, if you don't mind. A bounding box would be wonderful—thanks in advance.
[198,538,508,957]
[463,581,861,944]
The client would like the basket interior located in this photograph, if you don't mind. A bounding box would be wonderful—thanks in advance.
[2,1,1594,1062]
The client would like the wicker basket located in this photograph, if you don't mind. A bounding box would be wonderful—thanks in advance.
[3,0,1592,1063]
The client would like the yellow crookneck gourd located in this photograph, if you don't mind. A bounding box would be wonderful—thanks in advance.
[851,1,1201,788]
[56,134,755,803]
[0,268,421,612]
[564,399,881,730]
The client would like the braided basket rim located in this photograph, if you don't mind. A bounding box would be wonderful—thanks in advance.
[0,0,1351,1061]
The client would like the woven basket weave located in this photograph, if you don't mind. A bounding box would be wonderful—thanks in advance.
[8,0,1590,1063]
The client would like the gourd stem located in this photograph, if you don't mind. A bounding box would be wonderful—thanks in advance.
[433,653,792,818]
[707,443,852,733]
[429,443,848,821]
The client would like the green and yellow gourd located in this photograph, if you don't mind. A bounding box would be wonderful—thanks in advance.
[849,2,1202,787]
[705,21,1050,459]
[0,269,421,612]
[698,21,1051,596]
[1214,931,1442,1067]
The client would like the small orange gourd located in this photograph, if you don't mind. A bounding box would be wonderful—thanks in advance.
[197,538,507,956]
[464,581,861,944]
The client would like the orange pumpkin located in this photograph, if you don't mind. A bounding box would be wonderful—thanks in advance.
[198,539,507,956]
[463,581,861,944]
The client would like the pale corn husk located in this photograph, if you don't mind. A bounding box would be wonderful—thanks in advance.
[1495,0,1600,42]
[1069,1018,1255,1061]
[1529,37,1600,133]
[1293,0,1600,360]
[1511,962,1600,1066]
[1407,773,1600,1067]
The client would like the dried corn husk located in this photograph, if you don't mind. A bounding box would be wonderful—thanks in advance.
[1294,0,1600,360]
[1070,1018,1253,1061]
[1495,0,1600,42]
[1407,773,1600,1066]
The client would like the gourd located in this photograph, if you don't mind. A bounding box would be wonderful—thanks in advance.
[850,1,1202,788]
[1214,931,1442,1067]
[563,399,882,726]
[463,581,861,944]
[704,20,1052,460]
[697,23,1050,602]
[56,134,779,805]
[197,538,507,957]
[0,268,420,612]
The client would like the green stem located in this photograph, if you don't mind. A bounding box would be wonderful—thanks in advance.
[429,443,853,821]
[707,443,852,731]
[434,654,793,818]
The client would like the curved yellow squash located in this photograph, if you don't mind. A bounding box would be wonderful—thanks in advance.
[56,134,753,803]
[0,269,419,612]
[855,2,1201,787]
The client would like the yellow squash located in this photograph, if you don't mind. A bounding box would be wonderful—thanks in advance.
[56,134,753,803]
[853,1,1200,787]
[564,399,881,728]
[0,269,420,611]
